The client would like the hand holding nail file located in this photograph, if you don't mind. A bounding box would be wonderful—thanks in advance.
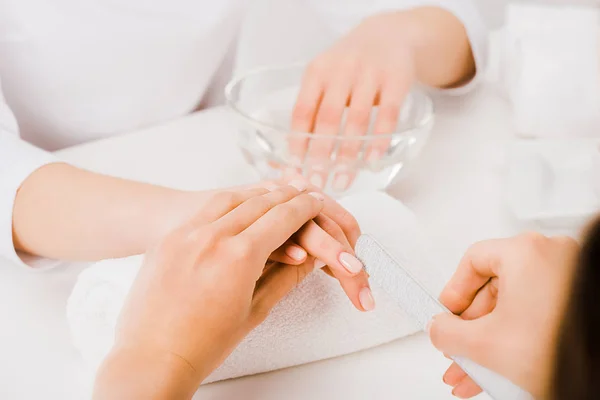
[355,235,534,400]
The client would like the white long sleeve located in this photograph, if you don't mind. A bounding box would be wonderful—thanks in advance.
[306,0,488,93]
[0,80,58,268]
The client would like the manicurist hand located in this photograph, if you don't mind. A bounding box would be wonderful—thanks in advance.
[428,233,579,399]
[93,184,370,399]
[203,176,372,312]
[290,7,476,192]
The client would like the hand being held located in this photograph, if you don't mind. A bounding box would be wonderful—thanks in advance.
[429,233,579,399]
[93,185,366,399]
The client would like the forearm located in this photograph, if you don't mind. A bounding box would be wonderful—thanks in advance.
[383,7,476,88]
[12,163,199,261]
[94,347,200,400]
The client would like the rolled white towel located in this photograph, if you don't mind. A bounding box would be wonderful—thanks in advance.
[67,191,445,387]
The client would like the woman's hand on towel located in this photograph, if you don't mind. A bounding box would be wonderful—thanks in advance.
[93,184,373,399]
[196,176,372,312]
[290,7,476,191]
[428,233,579,399]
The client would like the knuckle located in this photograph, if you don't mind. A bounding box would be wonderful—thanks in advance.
[306,57,328,77]
[518,231,549,251]
[195,228,220,249]
[229,239,256,262]
[210,191,239,210]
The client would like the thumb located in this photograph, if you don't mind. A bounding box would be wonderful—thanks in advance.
[428,312,493,364]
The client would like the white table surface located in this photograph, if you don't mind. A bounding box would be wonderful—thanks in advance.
[0,84,572,399]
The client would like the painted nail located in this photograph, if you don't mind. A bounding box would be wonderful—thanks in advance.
[288,179,307,192]
[285,245,307,261]
[359,287,376,311]
[332,173,350,192]
[314,259,327,269]
[339,252,364,274]
[309,173,324,188]
[308,192,325,201]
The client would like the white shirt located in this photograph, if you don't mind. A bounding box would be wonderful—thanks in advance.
[0,0,487,267]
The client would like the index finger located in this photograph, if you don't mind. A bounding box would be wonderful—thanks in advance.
[239,192,325,258]
[440,238,511,315]
[280,174,361,246]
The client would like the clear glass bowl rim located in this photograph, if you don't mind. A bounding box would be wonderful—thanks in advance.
[224,63,435,141]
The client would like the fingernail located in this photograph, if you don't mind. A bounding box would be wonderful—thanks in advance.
[289,179,307,192]
[332,173,350,192]
[309,192,325,201]
[314,259,326,269]
[309,173,324,188]
[359,287,375,311]
[285,245,307,261]
[426,319,433,335]
[339,252,363,274]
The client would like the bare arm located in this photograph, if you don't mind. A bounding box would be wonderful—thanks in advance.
[12,163,202,261]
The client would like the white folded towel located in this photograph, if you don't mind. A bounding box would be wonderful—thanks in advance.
[67,191,445,386]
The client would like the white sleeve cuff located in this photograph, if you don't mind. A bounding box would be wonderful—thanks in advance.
[0,136,63,269]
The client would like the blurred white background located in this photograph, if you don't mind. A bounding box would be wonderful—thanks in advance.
[233,0,600,73]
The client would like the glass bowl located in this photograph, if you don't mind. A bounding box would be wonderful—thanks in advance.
[225,64,434,197]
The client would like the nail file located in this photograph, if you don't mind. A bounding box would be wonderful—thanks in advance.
[355,234,534,400]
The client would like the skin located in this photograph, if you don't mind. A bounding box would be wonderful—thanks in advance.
[94,185,348,398]
[428,233,580,399]
[290,7,476,192]
[12,163,373,310]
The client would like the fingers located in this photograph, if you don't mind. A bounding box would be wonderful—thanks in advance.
[305,79,352,189]
[290,69,324,171]
[295,219,363,276]
[269,241,307,265]
[332,72,378,193]
[187,188,270,228]
[295,215,373,311]
[364,78,409,163]
[277,174,362,246]
[459,278,499,321]
[239,192,325,260]
[443,362,468,387]
[439,238,511,315]
[210,182,307,235]
[249,258,317,328]
[451,376,483,399]
[428,312,495,366]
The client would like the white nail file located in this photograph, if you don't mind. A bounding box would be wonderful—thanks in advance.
[355,234,534,400]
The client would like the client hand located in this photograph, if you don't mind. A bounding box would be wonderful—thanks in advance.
[290,8,476,192]
[196,176,372,312]
[93,184,366,399]
[428,233,579,399]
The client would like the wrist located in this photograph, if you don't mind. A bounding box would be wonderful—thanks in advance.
[93,345,200,400]
[367,7,475,88]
